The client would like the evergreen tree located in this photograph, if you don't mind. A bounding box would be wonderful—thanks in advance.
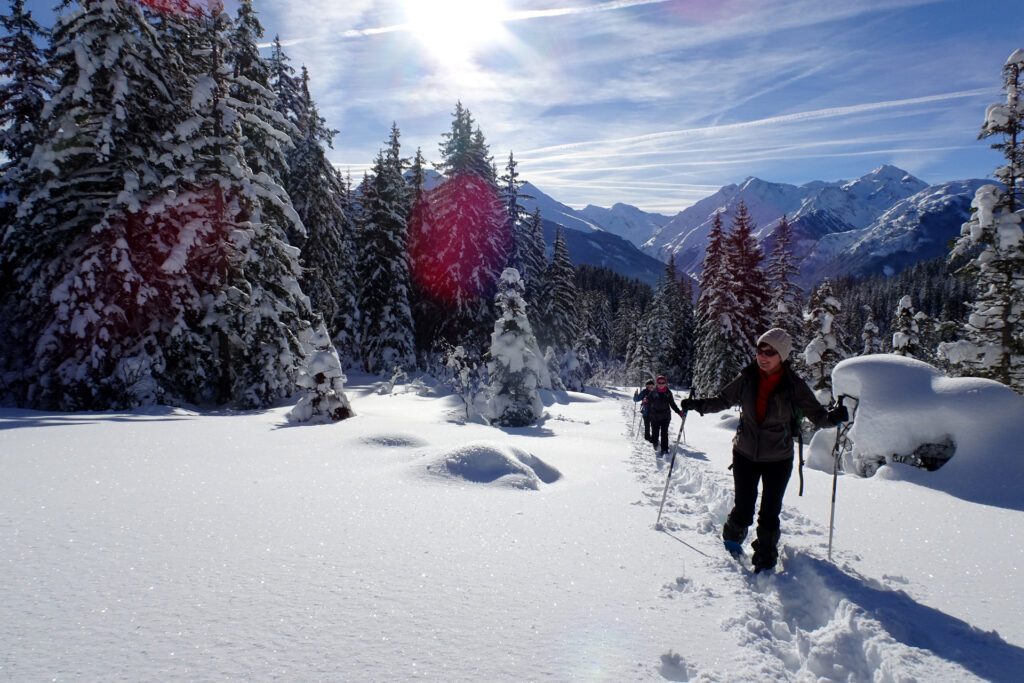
[225,0,290,187]
[485,268,543,426]
[358,124,415,374]
[0,0,51,167]
[861,306,883,355]
[287,66,358,359]
[288,318,354,424]
[939,50,1024,393]
[612,296,642,360]
[766,214,804,363]
[540,228,579,352]
[408,102,509,350]
[727,200,771,346]
[803,279,846,397]
[0,0,53,315]
[661,256,695,386]
[891,295,920,357]
[0,0,189,407]
[692,212,746,397]
[267,34,303,127]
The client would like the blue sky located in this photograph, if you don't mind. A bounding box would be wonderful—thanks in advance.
[23,0,1024,213]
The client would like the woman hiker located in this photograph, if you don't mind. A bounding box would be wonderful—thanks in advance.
[633,379,655,443]
[679,328,848,573]
[648,375,684,458]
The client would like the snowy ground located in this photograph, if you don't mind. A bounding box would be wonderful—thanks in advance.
[2,369,1022,681]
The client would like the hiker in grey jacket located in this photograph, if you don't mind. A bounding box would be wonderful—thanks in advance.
[680,328,848,572]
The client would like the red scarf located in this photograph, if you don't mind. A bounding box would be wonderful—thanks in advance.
[756,369,783,424]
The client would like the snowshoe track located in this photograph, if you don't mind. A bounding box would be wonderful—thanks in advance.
[621,397,998,682]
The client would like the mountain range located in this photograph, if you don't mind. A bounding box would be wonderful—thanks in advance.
[519,165,990,289]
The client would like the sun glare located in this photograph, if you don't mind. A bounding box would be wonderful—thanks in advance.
[402,0,508,63]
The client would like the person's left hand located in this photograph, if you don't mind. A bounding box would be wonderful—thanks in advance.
[827,404,849,425]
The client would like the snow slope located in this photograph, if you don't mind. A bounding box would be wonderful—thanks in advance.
[2,368,1021,681]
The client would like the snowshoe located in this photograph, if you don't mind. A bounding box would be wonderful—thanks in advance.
[724,540,744,558]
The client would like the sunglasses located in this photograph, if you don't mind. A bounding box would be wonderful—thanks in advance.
[656,380,667,385]
[756,347,779,357]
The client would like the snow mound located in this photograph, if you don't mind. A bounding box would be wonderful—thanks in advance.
[423,441,561,489]
[362,433,429,448]
[808,354,1024,509]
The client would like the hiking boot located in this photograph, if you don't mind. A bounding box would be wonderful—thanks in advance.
[722,518,748,544]
[751,539,778,573]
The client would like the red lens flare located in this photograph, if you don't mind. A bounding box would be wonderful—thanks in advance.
[408,173,510,306]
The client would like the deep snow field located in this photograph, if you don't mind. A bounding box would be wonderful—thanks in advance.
[2,358,1023,681]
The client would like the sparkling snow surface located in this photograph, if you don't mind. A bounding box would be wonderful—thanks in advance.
[2,367,1022,681]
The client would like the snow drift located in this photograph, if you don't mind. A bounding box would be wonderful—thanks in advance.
[806,354,1024,509]
[421,441,562,489]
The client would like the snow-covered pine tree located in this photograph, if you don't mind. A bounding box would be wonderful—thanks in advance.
[661,256,695,387]
[803,279,846,397]
[642,280,673,378]
[861,305,883,355]
[939,50,1024,393]
[288,318,354,424]
[503,152,543,308]
[409,102,509,350]
[0,0,53,346]
[155,4,316,408]
[0,0,51,173]
[766,214,804,362]
[445,343,481,421]
[267,34,303,128]
[891,295,920,357]
[727,200,771,346]
[357,124,415,375]
[523,208,547,322]
[539,228,579,355]
[485,268,544,426]
[613,295,641,361]
[544,345,566,391]
[286,65,358,361]
[1,0,192,408]
[692,212,746,397]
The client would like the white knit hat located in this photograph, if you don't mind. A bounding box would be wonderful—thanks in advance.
[757,328,793,362]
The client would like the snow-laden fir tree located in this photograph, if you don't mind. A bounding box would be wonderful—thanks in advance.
[504,153,543,310]
[661,256,695,387]
[0,0,53,329]
[544,345,566,391]
[523,208,547,321]
[803,279,846,397]
[727,200,771,346]
[642,280,673,378]
[861,305,883,355]
[692,212,747,397]
[288,318,353,424]
[408,102,509,350]
[358,124,415,374]
[612,296,641,360]
[225,1,288,182]
[891,294,920,357]
[267,34,303,128]
[0,0,191,408]
[939,50,1024,393]
[161,5,316,408]
[285,65,358,360]
[539,228,578,352]
[766,214,804,364]
[485,268,544,427]
[445,343,481,421]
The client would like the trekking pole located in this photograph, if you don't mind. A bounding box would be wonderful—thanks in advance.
[827,395,859,561]
[632,396,638,435]
[655,413,687,530]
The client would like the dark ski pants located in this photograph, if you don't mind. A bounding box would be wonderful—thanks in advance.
[642,415,652,441]
[651,417,670,453]
[723,451,793,563]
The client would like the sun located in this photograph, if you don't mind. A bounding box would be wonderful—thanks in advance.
[401,0,509,64]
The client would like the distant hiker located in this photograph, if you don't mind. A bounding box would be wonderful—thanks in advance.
[648,375,683,458]
[633,379,655,442]
[680,328,848,573]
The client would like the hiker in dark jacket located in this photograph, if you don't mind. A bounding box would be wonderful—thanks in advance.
[680,328,848,572]
[633,379,656,442]
[648,375,683,458]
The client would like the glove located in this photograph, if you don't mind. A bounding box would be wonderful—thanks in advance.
[679,398,701,412]
[826,404,849,425]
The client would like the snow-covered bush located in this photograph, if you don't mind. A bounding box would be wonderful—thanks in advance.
[485,268,544,427]
[288,322,353,424]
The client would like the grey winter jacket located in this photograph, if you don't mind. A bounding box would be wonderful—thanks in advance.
[694,362,834,463]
